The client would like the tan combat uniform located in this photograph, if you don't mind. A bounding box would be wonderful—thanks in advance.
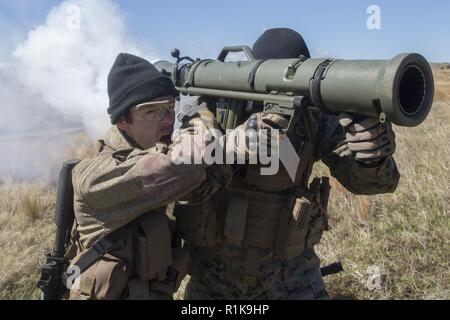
[176,110,400,300]
[69,110,232,300]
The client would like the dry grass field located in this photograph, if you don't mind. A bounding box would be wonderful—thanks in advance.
[0,65,449,300]
[318,64,450,299]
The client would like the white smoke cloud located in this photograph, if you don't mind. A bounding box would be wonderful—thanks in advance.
[12,0,160,138]
[0,0,161,181]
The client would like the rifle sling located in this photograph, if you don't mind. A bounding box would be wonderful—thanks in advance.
[62,224,130,283]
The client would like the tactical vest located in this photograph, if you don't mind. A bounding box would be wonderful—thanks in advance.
[175,110,331,286]
[68,208,189,300]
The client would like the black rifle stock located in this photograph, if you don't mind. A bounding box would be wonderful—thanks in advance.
[37,159,80,300]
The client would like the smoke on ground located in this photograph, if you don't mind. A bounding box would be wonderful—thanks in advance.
[0,0,160,181]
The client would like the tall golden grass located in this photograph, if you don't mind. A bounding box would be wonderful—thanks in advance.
[0,66,448,300]
[0,135,95,299]
[316,64,450,299]
[434,64,450,101]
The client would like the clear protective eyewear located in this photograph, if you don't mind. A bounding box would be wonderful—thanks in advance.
[134,100,176,121]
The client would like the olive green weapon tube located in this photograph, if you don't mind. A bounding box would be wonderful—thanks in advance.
[186,53,434,127]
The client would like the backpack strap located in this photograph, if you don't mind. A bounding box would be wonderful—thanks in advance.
[62,225,131,284]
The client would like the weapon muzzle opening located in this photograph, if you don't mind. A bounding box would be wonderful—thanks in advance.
[387,53,434,127]
[398,65,426,116]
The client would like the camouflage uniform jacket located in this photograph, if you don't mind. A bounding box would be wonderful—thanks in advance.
[72,110,230,250]
[182,110,401,300]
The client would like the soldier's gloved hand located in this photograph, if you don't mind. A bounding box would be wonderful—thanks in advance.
[246,112,289,150]
[226,112,289,159]
[244,113,290,131]
[338,113,396,162]
[171,95,218,166]
[174,95,209,130]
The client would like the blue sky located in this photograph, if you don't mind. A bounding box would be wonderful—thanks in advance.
[1,0,449,62]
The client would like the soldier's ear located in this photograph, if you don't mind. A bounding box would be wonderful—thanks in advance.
[117,110,134,128]
[116,116,130,130]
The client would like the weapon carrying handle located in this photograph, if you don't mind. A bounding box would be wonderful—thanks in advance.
[218,46,256,62]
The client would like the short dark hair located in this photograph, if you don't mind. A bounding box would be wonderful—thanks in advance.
[123,109,133,124]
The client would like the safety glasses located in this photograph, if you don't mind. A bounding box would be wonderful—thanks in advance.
[134,100,176,121]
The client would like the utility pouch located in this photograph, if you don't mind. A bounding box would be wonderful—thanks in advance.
[69,253,128,300]
[284,194,314,259]
[289,196,314,229]
[306,177,331,249]
[224,197,249,247]
[170,247,190,291]
[133,211,173,282]
[174,199,219,247]
[127,277,150,300]
[284,177,331,257]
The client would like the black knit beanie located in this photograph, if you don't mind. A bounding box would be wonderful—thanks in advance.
[252,28,311,60]
[107,53,178,124]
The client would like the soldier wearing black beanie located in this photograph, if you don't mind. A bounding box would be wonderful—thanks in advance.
[107,53,178,124]
[252,28,311,60]
[66,52,229,301]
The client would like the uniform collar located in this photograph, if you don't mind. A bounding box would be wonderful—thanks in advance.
[96,126,169,156]
[97,126,140,153]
